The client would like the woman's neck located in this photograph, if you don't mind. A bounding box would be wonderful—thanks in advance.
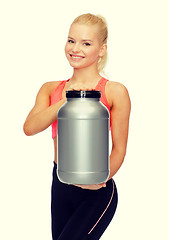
[70,67,102,84]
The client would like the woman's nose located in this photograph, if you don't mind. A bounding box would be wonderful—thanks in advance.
[72,43,80,53]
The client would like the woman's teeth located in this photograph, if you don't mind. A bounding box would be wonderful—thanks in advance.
[70,54,84,60]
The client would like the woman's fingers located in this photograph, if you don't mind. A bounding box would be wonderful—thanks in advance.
[73,183,106,190]
[68,83,95,91]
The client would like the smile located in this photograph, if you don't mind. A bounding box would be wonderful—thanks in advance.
[70,54,85,61]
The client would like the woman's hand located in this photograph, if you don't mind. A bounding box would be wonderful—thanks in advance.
[65,82,96,91]
[72,182,106,190]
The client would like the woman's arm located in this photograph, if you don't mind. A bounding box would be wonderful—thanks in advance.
[23,82,66,136]
[108,83,131,180]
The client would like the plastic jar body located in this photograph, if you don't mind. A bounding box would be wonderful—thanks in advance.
[57,90,110,184]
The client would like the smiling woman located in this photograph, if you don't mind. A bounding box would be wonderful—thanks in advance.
[65,23,107,70]
[70,13,108,73]
[23,13,131,240]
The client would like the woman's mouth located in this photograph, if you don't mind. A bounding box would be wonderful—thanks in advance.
[70,54,85,61]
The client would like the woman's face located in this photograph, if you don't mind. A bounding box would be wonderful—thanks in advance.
[65,23,106,70]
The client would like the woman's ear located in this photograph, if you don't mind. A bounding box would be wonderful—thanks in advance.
[99,44,107,57]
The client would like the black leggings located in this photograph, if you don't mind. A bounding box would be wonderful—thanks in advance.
[51,162,118,240]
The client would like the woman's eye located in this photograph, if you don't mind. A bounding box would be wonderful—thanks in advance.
[84,42,91,46]
[68,39,74,43]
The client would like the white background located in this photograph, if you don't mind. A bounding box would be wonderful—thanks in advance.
[0,0,169,239]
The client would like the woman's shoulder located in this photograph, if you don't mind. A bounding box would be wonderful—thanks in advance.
[108,80,130,96]
[107,80,131,107]
[40,80,63,96]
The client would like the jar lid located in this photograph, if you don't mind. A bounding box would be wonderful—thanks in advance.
[66,90,101,98]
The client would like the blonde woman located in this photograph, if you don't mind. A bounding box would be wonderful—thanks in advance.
[23,13,131,240]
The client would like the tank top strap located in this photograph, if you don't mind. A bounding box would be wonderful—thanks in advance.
[58,80,68,89]
[50,80,68,103]
[59,80,68,93]
[58,79,70,98]
[95,78,109,102]
[95,77,108,91]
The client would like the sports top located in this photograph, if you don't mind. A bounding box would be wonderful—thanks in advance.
[50,77,112,139]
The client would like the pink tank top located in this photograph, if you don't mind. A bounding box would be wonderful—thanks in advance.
[50,77,112,139]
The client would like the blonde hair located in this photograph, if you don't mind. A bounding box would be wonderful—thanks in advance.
[72,13,108,73]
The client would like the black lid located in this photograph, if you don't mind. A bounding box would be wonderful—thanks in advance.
[66,90,101,98]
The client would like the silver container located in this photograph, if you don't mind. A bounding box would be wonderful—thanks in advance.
[57,90,110,184]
